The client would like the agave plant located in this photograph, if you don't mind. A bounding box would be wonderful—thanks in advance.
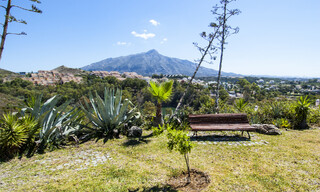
[269,102,283,119]
[234,98,248,112]
[20,94,80,156]
[80,88,140,140]
[21,94,60,120]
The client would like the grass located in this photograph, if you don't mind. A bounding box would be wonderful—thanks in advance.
[0,128,319,192]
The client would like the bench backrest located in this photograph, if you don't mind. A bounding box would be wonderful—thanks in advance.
[189,113,249,124]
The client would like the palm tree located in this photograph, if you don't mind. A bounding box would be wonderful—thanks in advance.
[148,80,173,126]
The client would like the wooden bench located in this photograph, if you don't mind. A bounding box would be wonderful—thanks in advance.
[188,113,257,139]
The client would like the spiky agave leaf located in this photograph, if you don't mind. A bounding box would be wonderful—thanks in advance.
[21,94,60,121]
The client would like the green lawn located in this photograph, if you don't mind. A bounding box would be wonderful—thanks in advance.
[1,128,319,192]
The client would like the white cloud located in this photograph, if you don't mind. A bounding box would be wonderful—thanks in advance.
[149,19,160,26]
[116,41,131,46]
[161,38,168,44]
[131,31,156,40]
[117,41,127,45]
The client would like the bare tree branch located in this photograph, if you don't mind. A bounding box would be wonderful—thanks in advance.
[7,32,27,35]
[0,0,42,62]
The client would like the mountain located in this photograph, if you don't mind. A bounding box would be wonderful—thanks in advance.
[81,49,240,77]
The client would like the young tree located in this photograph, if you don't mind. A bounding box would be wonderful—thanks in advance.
[167,126,194,183]
[174,0,240,114]
[0,0,42,62]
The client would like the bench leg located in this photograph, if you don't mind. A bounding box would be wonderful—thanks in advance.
[193,131,197,137]
[241,131,251,139]
[247,131,251,139]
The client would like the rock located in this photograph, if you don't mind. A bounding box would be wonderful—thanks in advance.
[252,124,282,135]
[127,126,143,138]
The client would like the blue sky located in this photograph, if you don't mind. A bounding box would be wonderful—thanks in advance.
[1,0,320,77]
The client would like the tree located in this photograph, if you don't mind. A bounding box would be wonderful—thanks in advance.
[148,80,173,126]
[219,87,229,102]
[0,0,42,62]
[214,0,240,113]
[167,126,194,183]
[174,0,240,115]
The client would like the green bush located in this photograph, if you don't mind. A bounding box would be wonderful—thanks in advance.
[308,106,320,126]
[272,118,291,129]
[151,124,166,136]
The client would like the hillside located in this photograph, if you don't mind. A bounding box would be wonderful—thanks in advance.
[81,49,240,77]
[0,68,21,79]
[53,65,89,76]
[0,93,23,115]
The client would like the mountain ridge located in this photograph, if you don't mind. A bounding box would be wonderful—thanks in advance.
[81,49,240,77]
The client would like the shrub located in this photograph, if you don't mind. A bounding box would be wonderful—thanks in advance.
[308,106,320,126]
[272,118,291,129]
[151,124,166,136]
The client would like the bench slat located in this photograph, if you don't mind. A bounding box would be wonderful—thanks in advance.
[190,123,256,131]
[189,113,249,124]
[188,113,256,134]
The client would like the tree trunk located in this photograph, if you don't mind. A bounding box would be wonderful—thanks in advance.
[184,153,191,184]
[153,101,163,126]
[0,0,12,62]
[214,1,227,114]
[174,32,218,115]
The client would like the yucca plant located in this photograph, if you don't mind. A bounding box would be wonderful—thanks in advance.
[294,96,311,129]
[80,88,140,140]
[0,113,28,159]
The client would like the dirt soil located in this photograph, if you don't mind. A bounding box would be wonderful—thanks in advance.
[167,169,210,192]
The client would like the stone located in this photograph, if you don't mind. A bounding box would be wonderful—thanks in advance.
[252,124,282,135]
[127,126,143,138]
